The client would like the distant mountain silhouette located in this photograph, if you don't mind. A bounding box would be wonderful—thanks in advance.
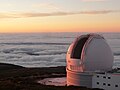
[0,63,24,71]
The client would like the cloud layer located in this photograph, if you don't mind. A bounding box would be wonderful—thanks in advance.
[0,10,119,19]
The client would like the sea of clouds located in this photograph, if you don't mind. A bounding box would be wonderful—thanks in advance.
[0,32,120,68]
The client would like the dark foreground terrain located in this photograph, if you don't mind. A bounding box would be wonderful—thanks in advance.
[0,63,102,90]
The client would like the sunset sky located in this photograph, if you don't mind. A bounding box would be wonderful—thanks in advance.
[0,0,120,33]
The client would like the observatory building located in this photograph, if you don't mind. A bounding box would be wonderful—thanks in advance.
[66,33,120,90]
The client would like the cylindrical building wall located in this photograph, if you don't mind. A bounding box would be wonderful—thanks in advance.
[67,68,93,88]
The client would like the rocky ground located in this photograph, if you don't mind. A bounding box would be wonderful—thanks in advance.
[0,63,103,90]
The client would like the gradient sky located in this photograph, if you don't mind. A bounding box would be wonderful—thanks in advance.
[0,0,120,33]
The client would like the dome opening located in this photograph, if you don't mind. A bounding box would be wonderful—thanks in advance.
[71,35,89,59]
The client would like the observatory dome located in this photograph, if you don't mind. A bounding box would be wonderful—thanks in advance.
[66,33,114,72]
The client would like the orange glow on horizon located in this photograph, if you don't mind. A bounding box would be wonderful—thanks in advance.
[0,13,120,33]
[0,0,120,33]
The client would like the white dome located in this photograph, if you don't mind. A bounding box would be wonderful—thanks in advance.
[66,33,114,72]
